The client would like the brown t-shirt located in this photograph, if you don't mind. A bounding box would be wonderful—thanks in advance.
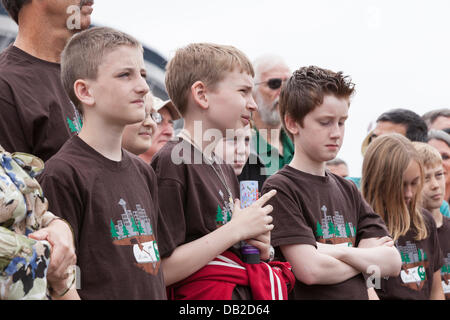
[151,137,251,299]
[262,166,390,300]
[376,209,444,300]
[0,45,81,161]
[38,135,166,300]
[437,216,450,299]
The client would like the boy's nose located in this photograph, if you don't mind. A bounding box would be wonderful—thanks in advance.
[247,95,258,112]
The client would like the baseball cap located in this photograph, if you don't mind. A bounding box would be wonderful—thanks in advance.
[152,97,181,120]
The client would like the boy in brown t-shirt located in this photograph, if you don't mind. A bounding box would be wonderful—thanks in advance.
[261,66,402,299]
[151,43,287,300]
[38,27,166,299]
[414,142,450,299]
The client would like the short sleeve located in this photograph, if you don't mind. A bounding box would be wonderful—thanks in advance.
[37,166,83,248]
[0,79,29,154]
[262,181,316,248]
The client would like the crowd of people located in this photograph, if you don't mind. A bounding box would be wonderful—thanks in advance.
[0,0,449,301]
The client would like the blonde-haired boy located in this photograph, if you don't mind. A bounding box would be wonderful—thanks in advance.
[38,27,166,299]
[414,142,450,299]
[151,43,293,300]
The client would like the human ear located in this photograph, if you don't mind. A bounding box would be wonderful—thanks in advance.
[191,81,209,110]
[73,79,95,107]
[284,114,299,136]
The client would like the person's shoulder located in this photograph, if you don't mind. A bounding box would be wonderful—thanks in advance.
[0,46,33,76]
[43,137,92,177]
[420,208,439,232]
[151,138,182,164]
[263,166,295,190]
[126,149,156,177]
[327,171,359,191]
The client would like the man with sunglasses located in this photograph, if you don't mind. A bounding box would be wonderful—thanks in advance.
[243,55,293,178]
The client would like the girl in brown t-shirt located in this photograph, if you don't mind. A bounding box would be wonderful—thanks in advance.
[362,133,445,299]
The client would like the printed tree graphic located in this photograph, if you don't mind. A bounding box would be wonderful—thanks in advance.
[110,219,119,239]
[136,219,145,235]
[328,220,335,237]
[400,251,408,264]
[131,215,141,235]
[345,223,352,238]
[67,117,82,133]
[122,224,130,238]
[216,205,224,225]
[316,222,323,237]
[334,222,341,237]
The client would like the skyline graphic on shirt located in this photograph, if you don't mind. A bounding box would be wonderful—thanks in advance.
[215,189,233,227]
[110,198,161,276]
[396,241,429,291]
[315,205,356,246]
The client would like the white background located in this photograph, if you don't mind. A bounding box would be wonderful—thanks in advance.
[92,0,450,176]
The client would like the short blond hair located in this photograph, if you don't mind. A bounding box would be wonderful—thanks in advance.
[165,43,254,116]
[61,27,143,114]
[412,141,443,169]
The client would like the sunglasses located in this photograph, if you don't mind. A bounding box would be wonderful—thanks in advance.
[255,78,285,90]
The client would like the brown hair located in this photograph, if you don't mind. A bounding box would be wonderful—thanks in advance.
[362,133,428,241]
[279,65,355,140]
[61,26,143,114]
[165,43,254,116]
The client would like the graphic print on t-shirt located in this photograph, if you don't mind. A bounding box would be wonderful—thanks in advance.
[315,205,356,247]
[396,241,429,291]
[215,190,233,227]
[441,253,450,298]
[66,102,83,133]
[109,198,161,275]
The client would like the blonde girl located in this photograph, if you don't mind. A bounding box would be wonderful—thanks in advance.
[362,133,444,299]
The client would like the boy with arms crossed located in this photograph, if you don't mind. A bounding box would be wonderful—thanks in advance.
[262,66,401,299]
[151,43,293,300]
[38,27,166,299]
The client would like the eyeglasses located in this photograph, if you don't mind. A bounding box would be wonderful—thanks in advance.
[255,78,285,90]
[150,112,162,124]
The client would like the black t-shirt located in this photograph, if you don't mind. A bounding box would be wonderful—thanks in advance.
[38,135,166,300]
[262,166,390,300]
[0,45,81,161]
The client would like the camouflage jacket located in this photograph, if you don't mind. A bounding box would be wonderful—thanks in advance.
[0,145,57,300]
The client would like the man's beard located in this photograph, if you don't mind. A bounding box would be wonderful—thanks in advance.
[254,93,281,126]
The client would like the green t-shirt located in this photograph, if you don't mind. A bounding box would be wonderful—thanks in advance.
[253,128,294,176]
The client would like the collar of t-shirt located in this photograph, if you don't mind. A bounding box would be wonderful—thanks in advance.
[71,135,131,172]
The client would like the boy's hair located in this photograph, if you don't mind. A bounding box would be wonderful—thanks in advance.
[413,141,443,169]
[362,133,428,242]
[165,43,254,116]
[61,26,143,114]
[1,0,29,24]
[279,66,355,140]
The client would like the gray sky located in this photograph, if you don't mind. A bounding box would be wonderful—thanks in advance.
[93,0,450,176]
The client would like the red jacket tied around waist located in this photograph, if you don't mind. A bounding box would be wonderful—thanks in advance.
[168,250,295,300]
